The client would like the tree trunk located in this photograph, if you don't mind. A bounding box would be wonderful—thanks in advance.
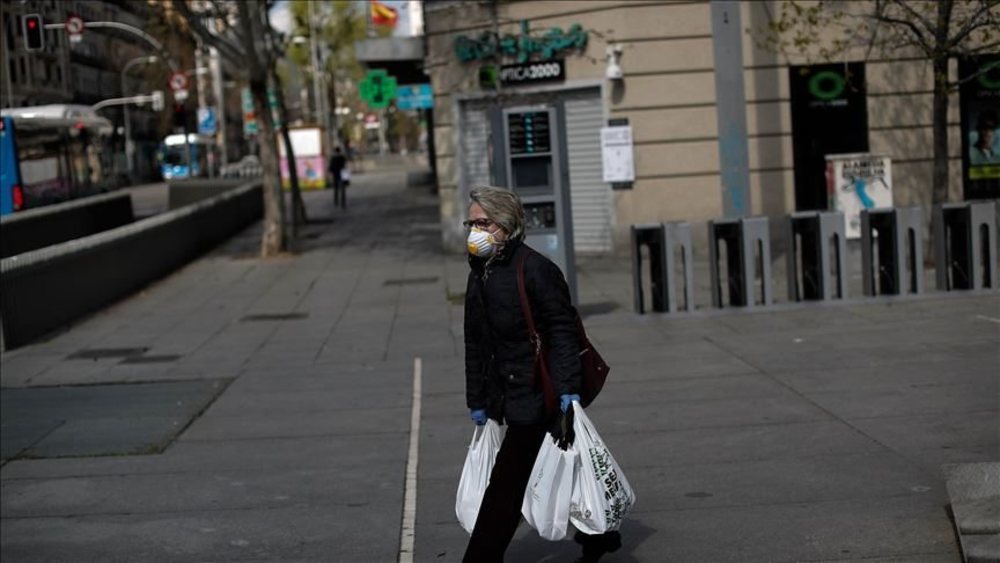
[931,58,950,205]
[250,76,286,256]
[931,0,953,205]
[270,66,308,237]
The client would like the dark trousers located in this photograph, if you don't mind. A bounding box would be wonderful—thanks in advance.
[332,175,346,209]
[463,422,546,563]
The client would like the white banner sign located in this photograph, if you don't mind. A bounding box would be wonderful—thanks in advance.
[601,126,635,183]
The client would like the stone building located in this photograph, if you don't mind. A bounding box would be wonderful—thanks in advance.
[423,1,999,255]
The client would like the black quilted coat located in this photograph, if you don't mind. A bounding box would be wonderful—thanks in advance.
[464,239,582,425]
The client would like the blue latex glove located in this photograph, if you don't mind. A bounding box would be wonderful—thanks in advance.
[560,394,580,413]
[470,409,487,425]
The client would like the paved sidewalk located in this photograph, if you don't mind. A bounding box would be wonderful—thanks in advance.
[1,163,997,562]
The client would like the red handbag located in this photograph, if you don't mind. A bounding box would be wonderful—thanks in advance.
[516,251,610,414]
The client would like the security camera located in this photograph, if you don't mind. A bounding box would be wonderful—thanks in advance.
[605,45,623,81]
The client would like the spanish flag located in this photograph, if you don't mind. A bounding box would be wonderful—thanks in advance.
[371,1,398,27]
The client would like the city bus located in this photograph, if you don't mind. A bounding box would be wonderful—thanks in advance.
[158,133,219,180]
[0,105,116,216]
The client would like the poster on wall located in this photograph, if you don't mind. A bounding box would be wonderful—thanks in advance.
[278,127,327,189]
[960,55,1000,200]
[825,153,893,239]
[601,126,635,183]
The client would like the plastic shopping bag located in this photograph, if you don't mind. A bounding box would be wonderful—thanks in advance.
[521,433,578,541]
[570,401,636,535]
[455,419,505,534]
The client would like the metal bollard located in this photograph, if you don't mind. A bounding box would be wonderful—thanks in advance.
[631,223,695,314]
[631,224,667,314]
[934,200,998,291]
[708,216,773,308]
[786,211,848,301]
[663,222,695,312]
[860,207,923,296]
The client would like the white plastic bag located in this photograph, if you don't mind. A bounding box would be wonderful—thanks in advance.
[570,401,636,535]
[455,419,505,534]
[521,433,578,541]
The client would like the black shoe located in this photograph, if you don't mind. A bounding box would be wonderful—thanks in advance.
[574,531,622,562]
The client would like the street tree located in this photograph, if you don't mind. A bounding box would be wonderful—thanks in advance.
[756,0,1000,205]
[286,0,368,143]
[171,0,289,257]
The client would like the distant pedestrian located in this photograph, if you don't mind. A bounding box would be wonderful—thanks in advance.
[328,146,347,209]
[461,186,622,563]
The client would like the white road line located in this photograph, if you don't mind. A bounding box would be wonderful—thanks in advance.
[399,357,422,563]
[975,315,1000,324]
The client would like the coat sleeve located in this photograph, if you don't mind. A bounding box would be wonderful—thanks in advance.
[526,254,582,398]
[464,273,487,410]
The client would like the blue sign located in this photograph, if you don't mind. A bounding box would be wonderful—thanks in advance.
[198,107,217,135]
[396,84,433,110]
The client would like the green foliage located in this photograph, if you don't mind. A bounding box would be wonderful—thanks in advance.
[754,0,1000,73]
[287,0,367,79]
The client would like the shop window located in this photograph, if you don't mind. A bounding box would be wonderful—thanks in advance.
[789,62,869,211]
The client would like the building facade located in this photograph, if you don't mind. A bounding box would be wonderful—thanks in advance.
[424,0,999,255]
[0,1,250,183]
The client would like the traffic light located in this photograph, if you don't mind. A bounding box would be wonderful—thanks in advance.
[23,14,44,52]
[172,103,186,130]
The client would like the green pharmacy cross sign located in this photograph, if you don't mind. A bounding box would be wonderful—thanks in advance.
[360,69,398,109]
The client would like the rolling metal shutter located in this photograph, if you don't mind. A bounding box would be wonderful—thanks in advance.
[564,91,612,254]
[459,103,490,201]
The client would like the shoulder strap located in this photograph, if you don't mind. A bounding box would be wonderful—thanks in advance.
[515,250,541,358]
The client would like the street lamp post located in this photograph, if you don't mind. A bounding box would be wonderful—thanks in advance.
[121,55,159,182]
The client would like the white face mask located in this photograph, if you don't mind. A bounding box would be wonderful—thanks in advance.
[467,227,500,257]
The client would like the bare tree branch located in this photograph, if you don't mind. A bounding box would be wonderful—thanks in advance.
[870,2,935,55]
[945,0,1000,52]
[891,0,937,39]
[171,0,246,70]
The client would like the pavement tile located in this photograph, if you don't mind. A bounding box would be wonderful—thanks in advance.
[0,504,402,563]
[4,163,997,561]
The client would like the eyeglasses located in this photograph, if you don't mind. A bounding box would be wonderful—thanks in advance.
[463,218,495,230]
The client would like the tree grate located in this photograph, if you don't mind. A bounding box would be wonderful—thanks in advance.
[240,312,309,322]
[119,355,182,365]
[383,276,439,286]
[66,347,149,360]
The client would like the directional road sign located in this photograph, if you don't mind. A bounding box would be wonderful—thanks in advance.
[65,15,84,43]
[168,72,188,92]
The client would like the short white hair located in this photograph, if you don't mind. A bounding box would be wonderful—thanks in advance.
[469,186,525,242]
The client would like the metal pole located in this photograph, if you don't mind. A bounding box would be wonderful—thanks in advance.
[308,1,322,125]
[120,55,158,181]
[45,20,179,72]
[195,41,213,176]
[209,47,227,170]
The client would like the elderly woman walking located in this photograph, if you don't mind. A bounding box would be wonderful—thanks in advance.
[461,186,622,562]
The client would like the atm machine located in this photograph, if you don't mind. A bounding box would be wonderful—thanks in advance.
[489,104,578,303]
